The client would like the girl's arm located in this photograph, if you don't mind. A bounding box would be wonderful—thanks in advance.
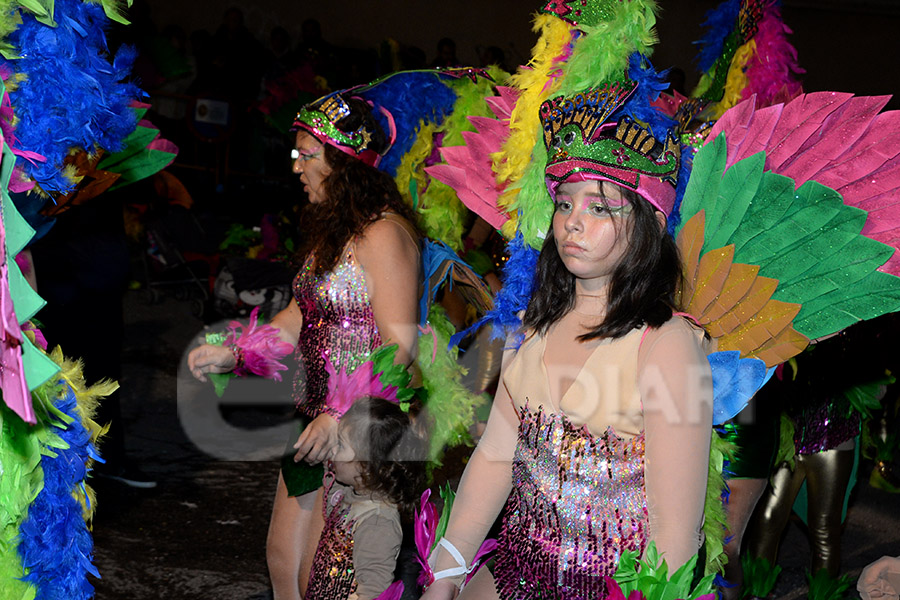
[187,301,302,382]
[355,216,421,366]
[638,319,713,571]
[422,349,520,598]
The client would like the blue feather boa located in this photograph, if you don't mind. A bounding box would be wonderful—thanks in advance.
[19,382,100,600]
[694,0,742,73]
[450,231,539,348]
[358,71,457,177]
[1,0,141,196]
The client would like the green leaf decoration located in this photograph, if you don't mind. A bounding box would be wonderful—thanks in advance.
[794,270,900,341]
[98,0,131,25]
[727,170,797,253]
[740,555,780,598]
[433,483,455,548]
[209,373,235,398]
[677,133,727,238]
[612,542,717,600]
[704,150,764,252]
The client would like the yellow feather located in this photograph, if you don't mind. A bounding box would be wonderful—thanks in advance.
[711,39,755,119]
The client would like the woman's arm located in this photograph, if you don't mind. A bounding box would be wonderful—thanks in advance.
[638,319,713,571]
[354,217,420,366]
[422,349,520,598]
[187,301,303,382]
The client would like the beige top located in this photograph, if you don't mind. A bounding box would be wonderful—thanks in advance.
[432,315,714,583]
[339,484,403,600]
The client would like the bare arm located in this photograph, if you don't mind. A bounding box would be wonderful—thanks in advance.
[354,217,421,366]
[422,348,520,598]
[187,296,303,382]
[638,319,713,571]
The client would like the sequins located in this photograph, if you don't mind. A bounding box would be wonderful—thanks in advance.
[494,406,647,600]
[793,395,860,455]
[292,249,382,416]
[305,489,358,600]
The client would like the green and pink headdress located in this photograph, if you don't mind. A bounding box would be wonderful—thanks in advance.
[540,60,682,216]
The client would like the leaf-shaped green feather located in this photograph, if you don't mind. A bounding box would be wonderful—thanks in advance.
[677,133,726,238]
[704,150,764,251]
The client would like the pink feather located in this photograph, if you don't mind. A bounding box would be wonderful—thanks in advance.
[426,86,519,229]
[707,92,900,275]
[741,3,804,107]
[224,307,294,380]
[322,356,400,418]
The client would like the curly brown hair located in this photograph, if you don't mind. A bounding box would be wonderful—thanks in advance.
[339,396,428,515]
[294,99,419,275]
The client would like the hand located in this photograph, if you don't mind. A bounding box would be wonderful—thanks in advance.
[187,344,237,382]
[859,556,900,600]
[420,579,459,600]
[293,413,338,465]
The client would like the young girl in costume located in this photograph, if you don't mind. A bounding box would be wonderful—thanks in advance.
[305,396,428,600]
[422,81,714,600]
[188,92,422,599]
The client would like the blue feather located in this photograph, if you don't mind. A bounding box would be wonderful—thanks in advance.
[694,0,742,73]
[708,351,769,425]
[449,231,538,348]
[666,145,695,237]
[1,0,141,196]
[608,53,677,142]
[19,383,101,599]
[357,71,458,177]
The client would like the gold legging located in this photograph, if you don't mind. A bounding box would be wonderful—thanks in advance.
[748,447,855,577]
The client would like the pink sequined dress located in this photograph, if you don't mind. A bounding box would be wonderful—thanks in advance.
[432,317,711,600]
[494,406,648,599]
[292,246,382,418]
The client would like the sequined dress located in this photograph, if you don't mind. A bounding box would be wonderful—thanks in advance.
[292,246,382,418]
[494,407,648,600]
[493,325,652,600]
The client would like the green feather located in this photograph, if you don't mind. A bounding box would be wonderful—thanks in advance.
[806,569,854,600]
[677,133,727,237]
[704,151,764,251]
[613,542,716,600]
[727,171,797,252]
[740,554,781,598]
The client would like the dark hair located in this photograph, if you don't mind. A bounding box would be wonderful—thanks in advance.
[523,186,680,340]
[294,98,418,274]
[339,397,428,514]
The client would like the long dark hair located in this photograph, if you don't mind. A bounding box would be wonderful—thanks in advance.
[294,99,418,274]
[339,396,428,516]
[523,187,680,340]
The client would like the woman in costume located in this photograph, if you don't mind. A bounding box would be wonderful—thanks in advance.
[422,79,714,600]
[188,92,421,599]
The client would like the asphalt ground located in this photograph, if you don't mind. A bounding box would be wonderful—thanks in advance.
[87,289,900,599]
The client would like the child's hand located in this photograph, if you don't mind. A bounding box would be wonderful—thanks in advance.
[187,344,237,382]
[420,579,459,600]
[293,413,338,464]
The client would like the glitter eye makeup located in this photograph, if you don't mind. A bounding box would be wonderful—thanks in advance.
[292,146,323,162]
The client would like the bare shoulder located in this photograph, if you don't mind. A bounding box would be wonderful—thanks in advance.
[639,316,709,363]
[355,215,419,264]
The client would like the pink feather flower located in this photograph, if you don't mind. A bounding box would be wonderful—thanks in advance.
[224,307,293,380]
[323,355,400,418]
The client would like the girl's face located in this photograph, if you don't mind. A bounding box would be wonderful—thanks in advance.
[552,180,633,291]
[292,131,333,204]
[330,425,364,488]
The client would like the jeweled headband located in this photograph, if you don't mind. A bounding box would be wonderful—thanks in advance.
[540,82,680,216]
[292,91,383,168]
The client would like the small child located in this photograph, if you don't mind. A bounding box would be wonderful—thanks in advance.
[304,396,428,600]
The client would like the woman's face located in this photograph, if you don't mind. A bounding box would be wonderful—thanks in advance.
[552,179,633,291]
[292,131,332,204]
